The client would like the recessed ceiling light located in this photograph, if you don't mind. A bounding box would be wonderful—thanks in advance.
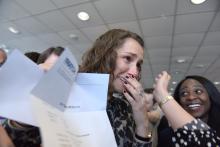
[69,34,78,40]
[172,81,177,85]
[195,64,205,68]
[190,0,207,5]
[173,71,181,74]
[8,27,20,34]
[176,58,186,63]
[214,81,220,85]
[160,14,167,19]
[77,11,90,21]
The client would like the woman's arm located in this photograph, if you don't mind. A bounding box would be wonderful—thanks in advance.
[122,74,154,139]
[153,71,194,130]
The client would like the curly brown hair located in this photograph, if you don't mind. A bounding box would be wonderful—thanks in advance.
[80,29,144,96]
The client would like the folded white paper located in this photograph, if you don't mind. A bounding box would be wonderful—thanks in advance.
[30,49,117,147]
[0,50,43,125]
[0,48,117,147]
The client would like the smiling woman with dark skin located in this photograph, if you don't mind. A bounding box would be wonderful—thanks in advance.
[157,75,220,147]
[178,78,211,123]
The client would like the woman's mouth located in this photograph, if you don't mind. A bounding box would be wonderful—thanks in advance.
[187,103,201,110]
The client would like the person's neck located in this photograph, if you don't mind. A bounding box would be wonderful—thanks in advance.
[200,114,209,123]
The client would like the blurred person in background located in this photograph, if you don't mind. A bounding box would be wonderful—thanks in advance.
[0,48,7,68]
[144,88,162,147]
[24,52,40,63]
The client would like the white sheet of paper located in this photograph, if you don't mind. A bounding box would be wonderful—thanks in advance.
[0,50,43,125]
[31,48,78,111]
[32,96,117,147]
[32,72,117,147]
[64,73,109,112]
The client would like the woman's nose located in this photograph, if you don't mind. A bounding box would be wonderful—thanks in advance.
[128,66,139,79]
[186,92,197,100]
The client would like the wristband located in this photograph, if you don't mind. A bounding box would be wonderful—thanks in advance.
[135,134,151,142]
[159,95,173,107]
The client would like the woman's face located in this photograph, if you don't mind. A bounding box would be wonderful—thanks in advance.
[179,79,211,120]
[112,38,144,93]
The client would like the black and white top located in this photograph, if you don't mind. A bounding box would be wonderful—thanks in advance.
[172,119,220,147]
[158,117,220,147]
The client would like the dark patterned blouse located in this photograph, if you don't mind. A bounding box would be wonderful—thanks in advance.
[107,93,152,147]
[3,120,41,147]
[172,119,220,147]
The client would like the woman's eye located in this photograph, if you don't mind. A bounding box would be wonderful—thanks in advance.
[180,91,188,97]
[195,89,203,95]
[124,56,131,62]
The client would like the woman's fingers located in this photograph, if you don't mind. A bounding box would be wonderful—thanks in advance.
[120,74,144,101]
[123,90,135,105]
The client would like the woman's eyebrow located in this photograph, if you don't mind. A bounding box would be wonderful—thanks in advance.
[180,85,203,91]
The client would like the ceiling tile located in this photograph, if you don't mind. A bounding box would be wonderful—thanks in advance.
[173,33,204,48]
[58,29,91,45]
[204,58,220,75]
[37,10,76,32]
[170,63,189,73]
[145,35,172,49]
[94,0,136,23]
[177,0,219,14]
[51,0,90,8]
[148,48,170,57]
[152,65,169,75]
[204,71,219,81]
[109,21,142,36]
[147,48,170,67]
[175,12,214,34]
[169,70,185,79]
[193,55,218,66]
[140,16,173,37]
[74,43,92,52]
[198,45,220,55]
[14,17,54,35]
[81,25,108,41]
[203,31,220,46]
[172,47,198,57]
[187,70,205,76]
[37,33,69,47]
[191,55,219,74]
[7,37,49,53]
[0,0,219,84]
[15,0,56,15]
[135,0,175,19]
[0,22,32,42]
[172,54,193,64]
[62,3,104,28]
[0,0,30,21]
[210,12,220,32]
